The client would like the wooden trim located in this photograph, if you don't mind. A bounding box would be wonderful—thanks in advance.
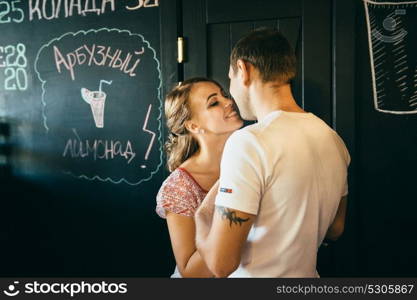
[160,0,181,176]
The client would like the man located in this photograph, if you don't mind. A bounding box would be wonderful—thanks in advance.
[195,28,350,278]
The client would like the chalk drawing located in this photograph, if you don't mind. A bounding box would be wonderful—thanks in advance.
[364,0,417,114]
[34,28,163,185]
[140,104,156,169]
[81,80,112,128]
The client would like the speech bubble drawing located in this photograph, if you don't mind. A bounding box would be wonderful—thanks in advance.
[34,28,163,185]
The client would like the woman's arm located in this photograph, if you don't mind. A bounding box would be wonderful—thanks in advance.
[166,211,213,277]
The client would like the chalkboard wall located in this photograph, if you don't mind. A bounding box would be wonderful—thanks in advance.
[0,0,174,276]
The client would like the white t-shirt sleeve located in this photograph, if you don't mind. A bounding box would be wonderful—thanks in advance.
[342,150,351,197]
[335,132,351,197]
[215,130,265,215]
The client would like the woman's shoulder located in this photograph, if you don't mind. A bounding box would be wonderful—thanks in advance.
[156,168,206,218]
[158,167,206,197]
[161,167,192,188]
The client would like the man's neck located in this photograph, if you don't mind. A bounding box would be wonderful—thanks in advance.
[249,82,305,120]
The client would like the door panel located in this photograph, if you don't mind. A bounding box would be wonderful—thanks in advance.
[206,0,302,24]
[183,0,332,123]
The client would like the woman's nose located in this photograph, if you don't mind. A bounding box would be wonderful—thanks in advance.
[223,98,233,108]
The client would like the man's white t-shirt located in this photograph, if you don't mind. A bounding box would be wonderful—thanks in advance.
[215,110,350,277]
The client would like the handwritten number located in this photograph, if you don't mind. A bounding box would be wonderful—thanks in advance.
[11,0,24,23]
[15,67,28,90]
[16,44,27,67]
[4,67,27,91]
[0,47,5,68]
[0,1,11,24]
[126,0,144,10]
[126,0,158,10]
[5,46,16,67]
[0,0,24,23]
[4,44,26,68]
[5,68,16,90]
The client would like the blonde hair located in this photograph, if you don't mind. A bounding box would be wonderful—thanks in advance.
[164,77,222,172]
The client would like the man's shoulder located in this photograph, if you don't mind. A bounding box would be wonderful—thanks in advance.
[233,119,271,138]
[227,125,262,148]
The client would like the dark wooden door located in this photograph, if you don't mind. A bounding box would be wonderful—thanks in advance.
[182,0,332,124]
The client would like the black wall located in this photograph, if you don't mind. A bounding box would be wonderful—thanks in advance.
[353,0,417,276]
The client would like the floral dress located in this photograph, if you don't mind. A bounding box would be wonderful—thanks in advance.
[156,167,208,277]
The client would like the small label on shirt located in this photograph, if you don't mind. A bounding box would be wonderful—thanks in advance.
[220,187,233,194]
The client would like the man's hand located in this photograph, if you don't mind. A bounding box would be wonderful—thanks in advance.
[195,180,219,242]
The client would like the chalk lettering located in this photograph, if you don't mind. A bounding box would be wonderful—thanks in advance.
[42,0,55,20]
[54,45,75,80]
[29,0,116,21]
[101,0,114,12]
[83,0,100,15]
[69,0,82,17]
[75,46,87,65]
[63,136,136,164]
[53,44,145,80]
[29,0,42,20]
[124,56,141,77]
[112,50,124,69]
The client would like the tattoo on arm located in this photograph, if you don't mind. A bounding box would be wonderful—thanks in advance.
[216,206,249,227]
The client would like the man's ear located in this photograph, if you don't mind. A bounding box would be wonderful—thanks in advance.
[185,120,200,134]
[236,59,251,86]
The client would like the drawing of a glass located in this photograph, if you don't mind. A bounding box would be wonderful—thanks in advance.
[81,80,112,128]
[364,0,417,115]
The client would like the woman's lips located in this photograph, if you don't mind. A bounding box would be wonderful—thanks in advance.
[226,111,238,119]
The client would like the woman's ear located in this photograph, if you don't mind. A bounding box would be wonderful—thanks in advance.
[184,120,200,135]
[237,59,251,86]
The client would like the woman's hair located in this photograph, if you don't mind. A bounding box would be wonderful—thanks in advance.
[164,77,223,172]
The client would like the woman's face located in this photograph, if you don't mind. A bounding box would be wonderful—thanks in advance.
[188,81,243,135]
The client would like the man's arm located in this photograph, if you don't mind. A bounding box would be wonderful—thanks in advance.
[195,130,262,277]
[325,195,348,241]
[195,205,255,278]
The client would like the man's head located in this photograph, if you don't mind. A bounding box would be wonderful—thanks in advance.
[228,28,297,120]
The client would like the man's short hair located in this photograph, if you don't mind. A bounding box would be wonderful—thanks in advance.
[230,27,297,84]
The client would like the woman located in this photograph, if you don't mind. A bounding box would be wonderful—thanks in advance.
[155,77,243,277]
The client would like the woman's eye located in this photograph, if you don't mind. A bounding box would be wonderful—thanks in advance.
[209,101,219,107]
